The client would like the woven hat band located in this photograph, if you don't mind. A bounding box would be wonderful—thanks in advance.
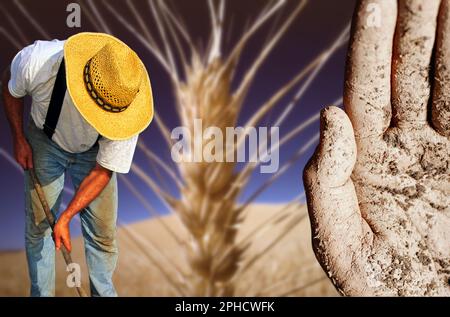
[83,59,129,113]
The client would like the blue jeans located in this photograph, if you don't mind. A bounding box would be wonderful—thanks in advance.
[25,119,118,297]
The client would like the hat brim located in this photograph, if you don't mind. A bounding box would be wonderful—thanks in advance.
[64,33,153,141]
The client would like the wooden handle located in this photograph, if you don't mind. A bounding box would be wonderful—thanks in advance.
[29,169,88,297]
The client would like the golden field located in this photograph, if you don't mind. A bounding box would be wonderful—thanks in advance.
[0,204,337,297]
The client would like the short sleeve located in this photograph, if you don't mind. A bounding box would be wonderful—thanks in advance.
[97,135,139,174]
[8,43,35,98]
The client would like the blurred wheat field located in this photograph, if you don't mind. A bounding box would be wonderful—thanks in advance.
[0,204,337,296]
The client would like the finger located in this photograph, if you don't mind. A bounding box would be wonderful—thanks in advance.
[313,107,357,187]
[55,233,61,250]
[432,0,450,137]
[392,0,441,128]
[344,0,397,140]
[26,154,33,170]
[62,236,72,253]
[303,106,373,294]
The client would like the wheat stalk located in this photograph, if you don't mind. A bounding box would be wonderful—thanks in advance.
[167,54,239,295]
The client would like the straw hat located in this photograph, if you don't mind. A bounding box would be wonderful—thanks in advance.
[64,32,153,140]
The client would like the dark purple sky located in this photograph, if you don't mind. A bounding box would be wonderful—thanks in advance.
[0,0,357,250]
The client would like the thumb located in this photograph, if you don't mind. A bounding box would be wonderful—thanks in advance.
[303,106,372,294]
[314,106,356,187]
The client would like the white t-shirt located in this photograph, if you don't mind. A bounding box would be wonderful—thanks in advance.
[8,40,138,173]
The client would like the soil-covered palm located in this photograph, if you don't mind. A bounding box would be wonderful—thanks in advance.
[304,0,450,296]
[350,126,449,295]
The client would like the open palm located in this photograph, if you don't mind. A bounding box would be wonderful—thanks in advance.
[304,0,449,296]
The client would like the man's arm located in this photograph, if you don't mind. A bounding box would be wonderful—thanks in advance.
[1,67,33,170]
[53,163,112,252]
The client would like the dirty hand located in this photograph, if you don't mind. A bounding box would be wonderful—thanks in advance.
[13,136,33,170]
[54,216,72,253]
[304,0,449,296]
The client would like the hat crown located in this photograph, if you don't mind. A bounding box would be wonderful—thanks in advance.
[88,43,142,108]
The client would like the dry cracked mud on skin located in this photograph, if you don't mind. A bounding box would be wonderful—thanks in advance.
[305,109,450,296]
[304,0,450,296]
[353,127,450,296]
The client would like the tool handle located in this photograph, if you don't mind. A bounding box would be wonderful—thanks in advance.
[29,169,88,297]
[29,170,56,228]
[60,245,89,297]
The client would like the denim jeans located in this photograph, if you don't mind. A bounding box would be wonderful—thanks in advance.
[25,119,118,297]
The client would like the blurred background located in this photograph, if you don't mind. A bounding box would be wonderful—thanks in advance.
[0,0,356,296]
